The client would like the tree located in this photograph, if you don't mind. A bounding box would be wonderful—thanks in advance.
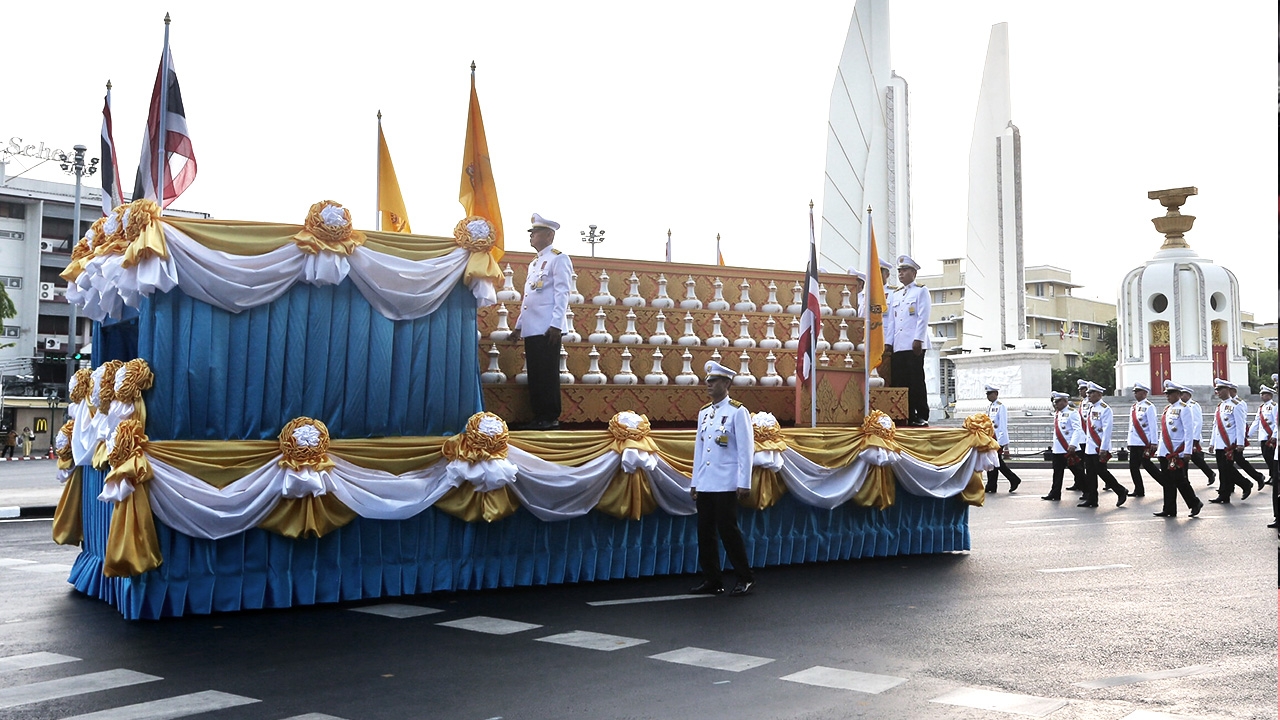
[1248,348,1278,392]
[1052,318,1118,394]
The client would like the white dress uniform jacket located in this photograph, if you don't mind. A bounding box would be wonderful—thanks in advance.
[883,282,930,351]
[691,397,753,492]
[1071,401,1091,447]
[988,400,1010,446]
[1127,398,1158,447]
[1084,401,1112,455]
[514,246,574,337]
[1051,407,1079,454]
[1157,401,1190,457]
[1230,397,1248,446]
[1248,399,1277,443]
[1185,399,1205,446]
[856,289,867,319]
[1210,400,1239,451]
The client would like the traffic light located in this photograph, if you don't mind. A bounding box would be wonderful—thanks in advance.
[73,351,82,361]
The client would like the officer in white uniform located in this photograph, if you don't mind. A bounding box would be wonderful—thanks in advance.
[1153,383,1203,517]
[983,384,1022,493]
[689,361,755,597]
[1080,382,1129,508]
[513,213,574,429]
[883,255,930,425]
[1208,379,1251,503]
[1126,382,1162,497]
[1228,385,1267,488]
[848,270,867,319]
[1249,385,1278,488]
[1045,392,1084,500]
[1179,386,1216,485]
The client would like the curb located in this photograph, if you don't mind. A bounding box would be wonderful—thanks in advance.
[0,505,56,519]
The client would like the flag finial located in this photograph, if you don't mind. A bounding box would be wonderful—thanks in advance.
[471,61,476,75]
[667,229,671,238]
[106,79,112,90]
[716,233,720,241]
[377,109,382,120]
[867,205,872,214]
[810,199,814,210]
[164,12,171,24]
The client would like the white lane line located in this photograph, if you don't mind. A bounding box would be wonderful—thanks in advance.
[60,690,260,719]
[1006,518,1079,525]
[536,630,649,651]
[0,558,37,567]
[649,647,774,673]
[13,563,74,574]
[0,507,18,518]
[349,604,443,619]
[587,594,716,607]
[0,651,80,673]
[436,616,542,635]
[1074,664,1212,689]
[0,669,162,710]
[1118,711,1213,720]
[278,714,350,720]
[929,687,1067,717]
[780,666,907,694]
[1038,564,1131,574]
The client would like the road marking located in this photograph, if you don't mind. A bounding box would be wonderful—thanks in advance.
[0,651,80,673]
[12,563,74,574]
[536,630,649,651]
[1006,518,1079,525]
[0,669,162,710]
[60,690,259,719]
[780,666,907,694]
[436,616,542,635]
[929,687,1067,717]
[0,507,18,518]
[349,604,443,619]
[0,558,37,567]
[0,518,55,524]
[1118,711,1213,720]
[648,647,774,672]
[1074,664,1212,688]
[1038,564,1131,573]
[587,594,716,607]
[278,714,350,720]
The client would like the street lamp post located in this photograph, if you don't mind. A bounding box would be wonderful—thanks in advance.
[58,145,98,385]
[45,388,58,458]
[580,224,605,257]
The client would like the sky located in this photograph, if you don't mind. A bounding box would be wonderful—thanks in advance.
[4,1,1277,318]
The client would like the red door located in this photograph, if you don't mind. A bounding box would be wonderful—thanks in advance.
[1212,344,1228,380]
[1150,344,1171,390]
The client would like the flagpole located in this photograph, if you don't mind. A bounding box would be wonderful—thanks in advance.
[864,205,873,420]
[376,110,382,232]
[156,13,170,214]
[809,201,817,428]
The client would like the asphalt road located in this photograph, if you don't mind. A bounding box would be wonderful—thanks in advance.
[0,469,1274,720]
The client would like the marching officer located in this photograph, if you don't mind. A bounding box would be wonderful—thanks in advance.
[1251,385,1278,486]
[983,385,1022,493]
[1066,379,1091,493]
[689,361,756,597]
[513,213,574,430]
[1044,391,1084,501]
[1228,384,1267,488]
[1179,386,1216,485]
[1208,378,1251,503]
[1126,382,1162,497]
[1080,382,1129,508]
[884,254,930,426]
[1153,382,1203,517]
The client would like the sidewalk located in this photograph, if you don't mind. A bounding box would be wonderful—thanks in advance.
[0,457,63,518]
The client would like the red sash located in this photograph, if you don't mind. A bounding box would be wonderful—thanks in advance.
[1131,404,1152,446]
[1087,410,1103,446]
[1053,413,1071,451]
[1160,408,1183,455]
[1261,409,1274,440]
[1215,406,1232,446]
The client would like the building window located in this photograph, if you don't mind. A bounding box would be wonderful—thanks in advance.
[1066,355,1077,368]
[0,201,25,219]
[1033,283,1044,297]
[1082,325,1091,340]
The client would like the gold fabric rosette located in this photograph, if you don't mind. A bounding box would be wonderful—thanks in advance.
[599,412,658,521]
[120,198,167,269]
[276,417,336,472]
[959,413,1000,504]
[453,216,503,290]
[850,410,903,510]
[293,200,367,255]
[746,412,788,510]
[52,420,83,546]
[91,359,127,468]
[261,417,355,539]
[60,217,105,283]
[438,412,519,523]
[69,368,93,404]
[101,419,161,577]
[114,358,154,430]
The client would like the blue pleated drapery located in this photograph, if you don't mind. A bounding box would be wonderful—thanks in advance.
[68,278,972,620]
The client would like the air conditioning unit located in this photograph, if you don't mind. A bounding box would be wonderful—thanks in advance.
[38,240,54,253]
[44,337,60,350]
[39,282,55,300]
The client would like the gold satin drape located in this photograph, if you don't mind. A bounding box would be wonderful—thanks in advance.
[52,467,83,546]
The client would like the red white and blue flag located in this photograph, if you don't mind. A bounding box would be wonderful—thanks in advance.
[797,206,822,386]
[132,38,196,209]
[100,83,124,215]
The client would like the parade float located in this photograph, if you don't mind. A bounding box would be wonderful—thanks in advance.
[51,198,997,619]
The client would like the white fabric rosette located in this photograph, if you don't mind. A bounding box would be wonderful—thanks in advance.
[280,424,332,498]
[750,411,785,471]
[55,432,74,483]
[96,425,136,502]
[445,414,519,492]
[68,374,96,467]
[614,411,658,473]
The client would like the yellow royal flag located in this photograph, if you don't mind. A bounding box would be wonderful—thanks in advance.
[866,221,886,363]
[459,72,504,262]
[377,123,411,233]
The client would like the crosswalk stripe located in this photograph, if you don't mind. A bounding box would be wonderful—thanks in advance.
[0,507,18,519]
[436,616,542,635]
[12,563,75,574]
[1074,664,1211,688]
[0,651,80,673]
[1038,564,1131,573]
[349,604,443,619]
[277,714,351,720]
[0,669,161,710]
[1117,710,1212,720]
[929,687,1067,717]
[780,666,907,694]
[0,558,37,567]
[587,594,715,607]
[536,630,649,651]
[648,647,774,672]
[59,690,259,719]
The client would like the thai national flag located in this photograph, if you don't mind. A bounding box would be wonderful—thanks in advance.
[99,83,124,215]
[132,39,196,209]
[797,209,822,386]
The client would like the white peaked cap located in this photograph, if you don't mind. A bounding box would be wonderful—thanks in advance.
[1132,382,1150,393]
[1260,385,1274,395]
[704,360,736,379]
[1076,379,1089,388]
[1086,381,1106,393]
[1213,377,1236,390]
[984,384,999,393]
[878,258,893,270]
[847,269,867,281]
[1050,391,1070,401]
[896,254,921,270]
[529,213,560,231]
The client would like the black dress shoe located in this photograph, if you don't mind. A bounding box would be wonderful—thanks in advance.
[1152,511,1175,517]
[1064,486,1082,492]
[1130,491,1145,498]
[1267,521,1278,529]
[1009,478,1021,493]
[1041,495,1060,501]
[1208,497,1228,504]
[1240,485,1251,500]
[985,487,997,494]
[1189,501,1203,517]
[907,419,929,427]
[728,581,754,597]
[1077,501,1098,508]
[689,581,724,595]
[1115,489,1128,507]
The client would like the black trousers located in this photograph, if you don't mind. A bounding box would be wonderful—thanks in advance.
[985,454,1021,491]
[0,444,12,459]
[1084,454,1125,504]
[889,349,928,423]
[1213,448,1250,500]
[1127,446,1163,494]
[1049,453,1082,497]
[695,491,753,586]
[1233,451,1266,484]
[1189,447,1215,482]
[523,333,562,423]
[1157,456,1199,515]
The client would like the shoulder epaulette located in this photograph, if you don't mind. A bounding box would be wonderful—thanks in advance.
[728,399,744,408]
[699,402,713,411]
[552,248,563,255]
